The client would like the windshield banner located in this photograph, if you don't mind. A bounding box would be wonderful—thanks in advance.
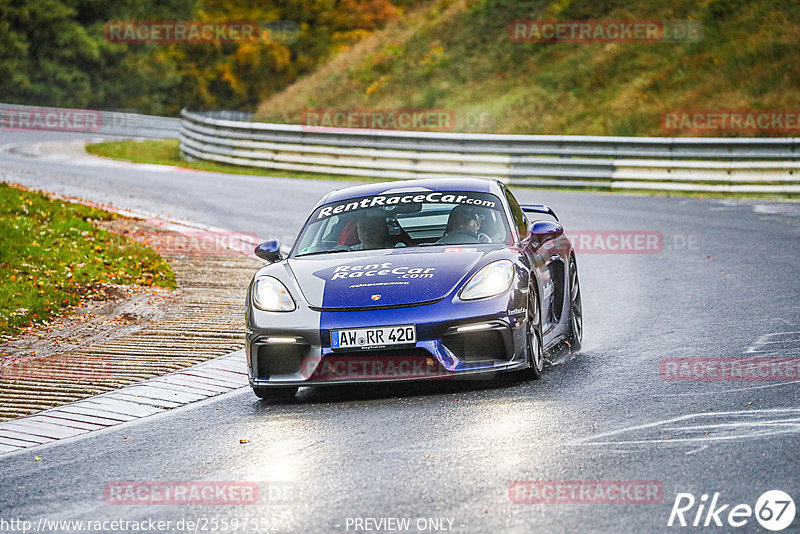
[315,192,500,221]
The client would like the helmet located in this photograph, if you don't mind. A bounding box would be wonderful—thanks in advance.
[446,204,484,232]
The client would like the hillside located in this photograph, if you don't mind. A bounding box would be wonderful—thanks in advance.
[255,0,800,136]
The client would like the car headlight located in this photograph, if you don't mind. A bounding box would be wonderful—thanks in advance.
[252,276,295,312]
[460,260,515,300]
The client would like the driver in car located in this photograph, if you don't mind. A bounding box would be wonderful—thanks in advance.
[351,215,393,250]
[437,205,491,244]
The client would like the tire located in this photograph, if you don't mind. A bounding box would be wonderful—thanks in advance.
[565,256,583,353]
[526,287,545,379]
[252,386,298,401]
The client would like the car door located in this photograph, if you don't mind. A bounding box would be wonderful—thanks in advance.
[502,188,558,333]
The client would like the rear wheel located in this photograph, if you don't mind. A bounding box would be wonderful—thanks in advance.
[526,288,544,379]
[565,256,583,353]
[252,386,298,401]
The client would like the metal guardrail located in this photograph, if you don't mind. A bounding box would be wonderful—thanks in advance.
[179,109,800,193]
[0,103,179,139]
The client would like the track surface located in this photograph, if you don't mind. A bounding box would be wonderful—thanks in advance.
[1,131,800,533]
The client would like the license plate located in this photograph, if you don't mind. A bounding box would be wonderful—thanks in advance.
[331,325,416,350]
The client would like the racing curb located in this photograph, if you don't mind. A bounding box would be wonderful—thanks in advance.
[1,181,264,422]
[0,349,248,455]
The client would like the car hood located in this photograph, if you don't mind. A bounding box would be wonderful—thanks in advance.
[286,247,493,309]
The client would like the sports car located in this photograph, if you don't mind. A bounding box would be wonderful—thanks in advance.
[245,178,582,399]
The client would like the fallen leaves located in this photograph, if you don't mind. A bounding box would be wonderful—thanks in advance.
[0,183,176,337]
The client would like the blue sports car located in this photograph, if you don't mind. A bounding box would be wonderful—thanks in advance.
[245,178,582,399]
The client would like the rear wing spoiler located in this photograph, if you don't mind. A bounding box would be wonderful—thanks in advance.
[521,204,559,221]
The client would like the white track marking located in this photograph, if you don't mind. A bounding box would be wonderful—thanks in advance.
[652,381,799,397]
[745,331,800,353]
[569,408,800,447]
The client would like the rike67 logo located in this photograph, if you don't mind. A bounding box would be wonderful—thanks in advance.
[668,490,796,531]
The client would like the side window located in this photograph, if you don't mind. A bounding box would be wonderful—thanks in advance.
[504,190,528,239]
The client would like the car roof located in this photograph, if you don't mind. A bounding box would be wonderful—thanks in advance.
[319,178,504,205]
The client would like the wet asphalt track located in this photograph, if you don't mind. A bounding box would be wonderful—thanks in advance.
[1,131,800,533]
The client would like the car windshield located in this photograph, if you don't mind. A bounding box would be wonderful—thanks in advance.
[293,191,510,257]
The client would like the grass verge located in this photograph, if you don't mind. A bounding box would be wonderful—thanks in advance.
[86,139,373,182]
[0,183,176,336]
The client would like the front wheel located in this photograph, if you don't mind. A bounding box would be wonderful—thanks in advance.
[252,386,298,401]
[526,288,545,379]
[564,256,583,353]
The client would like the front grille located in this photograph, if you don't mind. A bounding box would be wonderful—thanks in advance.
[443,330,508,362]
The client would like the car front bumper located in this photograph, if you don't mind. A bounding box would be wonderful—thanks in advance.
[245,291,530,387]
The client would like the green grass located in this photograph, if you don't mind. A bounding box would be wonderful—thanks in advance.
[87,139,800,200]
[0,183,176,336]
[255,0,800,137]
[86,139,375,182]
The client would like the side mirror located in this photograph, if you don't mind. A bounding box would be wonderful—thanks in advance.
[527,221,563,249]
[254,239,282,263]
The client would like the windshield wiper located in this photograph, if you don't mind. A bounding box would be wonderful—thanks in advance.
[295,248,353,258]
